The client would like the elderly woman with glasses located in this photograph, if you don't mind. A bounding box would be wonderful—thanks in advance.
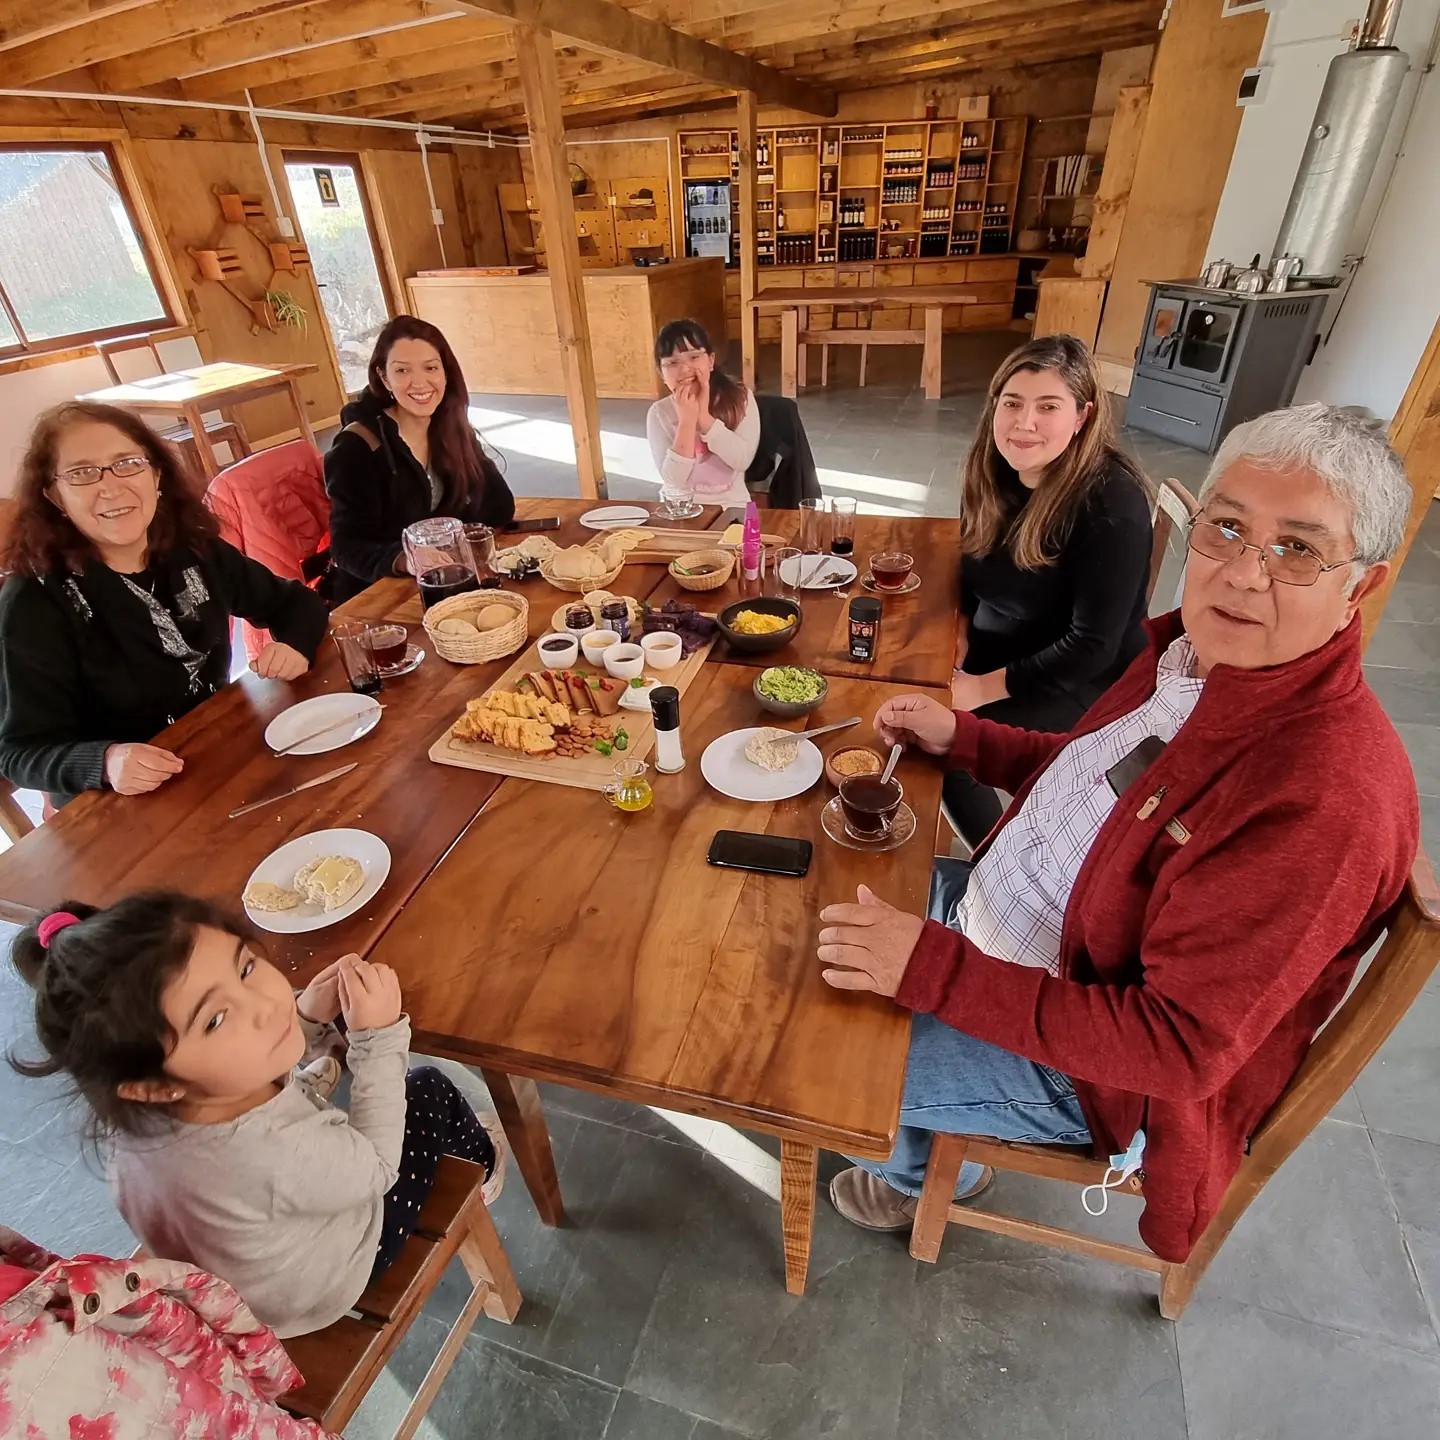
[814,404,1420,1271]
[0,402,328,807]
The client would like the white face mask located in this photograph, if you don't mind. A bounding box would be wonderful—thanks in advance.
[1081,1128,1146,1217]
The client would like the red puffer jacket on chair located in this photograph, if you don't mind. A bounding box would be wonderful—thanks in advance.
[206,442,331,662]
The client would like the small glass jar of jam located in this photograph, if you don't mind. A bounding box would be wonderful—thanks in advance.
[564,604,595,635]
[600,598,631,643]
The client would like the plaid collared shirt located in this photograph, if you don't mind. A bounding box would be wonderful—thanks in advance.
[957,636,1206,975]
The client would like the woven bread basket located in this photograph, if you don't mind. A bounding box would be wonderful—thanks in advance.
[539,552,625,593]
[422,589,529,664]
[668,548,735,593]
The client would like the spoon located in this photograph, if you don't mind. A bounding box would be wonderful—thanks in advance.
[879,742,902,786]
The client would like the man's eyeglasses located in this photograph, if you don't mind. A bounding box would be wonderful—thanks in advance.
[53,456,152,488]
[1186,518,1357,588]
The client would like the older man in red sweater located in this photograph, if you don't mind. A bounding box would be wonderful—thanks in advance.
[822,404,1420,1263]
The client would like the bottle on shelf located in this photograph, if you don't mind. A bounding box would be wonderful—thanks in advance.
[777,209,786,231]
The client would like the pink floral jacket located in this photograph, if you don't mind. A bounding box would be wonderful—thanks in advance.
[0,1228,337,1440]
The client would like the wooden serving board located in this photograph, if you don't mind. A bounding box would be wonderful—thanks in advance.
[623,528,785,564]
[428,631,715,790]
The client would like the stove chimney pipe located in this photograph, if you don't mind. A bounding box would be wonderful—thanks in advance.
[1270,0,1409,282]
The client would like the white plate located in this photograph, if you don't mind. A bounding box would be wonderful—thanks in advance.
[580,505,651,531]
[264,694,381,756]
[618,676,662,712]
[700,727,824,802]
[777,554,859,590]
[243,828,392,934]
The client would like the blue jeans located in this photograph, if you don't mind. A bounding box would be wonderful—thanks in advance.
[850,859,1092,1198]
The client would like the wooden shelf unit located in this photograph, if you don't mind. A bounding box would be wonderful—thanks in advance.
[682,115,1028,274]
[501,177,672,270]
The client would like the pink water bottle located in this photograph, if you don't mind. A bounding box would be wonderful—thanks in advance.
[741,499,762,582]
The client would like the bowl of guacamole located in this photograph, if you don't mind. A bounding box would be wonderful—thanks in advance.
[754,665,828,717]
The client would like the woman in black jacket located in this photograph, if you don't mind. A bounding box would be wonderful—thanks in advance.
[324,316,515,602]
[947,334,1154,846]
[0,402,329,807]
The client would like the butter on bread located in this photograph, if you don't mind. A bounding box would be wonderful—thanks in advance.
[243,880,301,913]
[293,855,365,912]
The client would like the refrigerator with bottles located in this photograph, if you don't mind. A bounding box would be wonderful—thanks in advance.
[683,180,733,262]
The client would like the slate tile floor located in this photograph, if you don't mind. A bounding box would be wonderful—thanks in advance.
[3,333,1439,1437]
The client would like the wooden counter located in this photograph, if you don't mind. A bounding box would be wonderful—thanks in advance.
[406,258,726,400]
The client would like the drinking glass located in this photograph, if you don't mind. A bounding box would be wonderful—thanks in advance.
[655,473,703,522]
[774,546,803,601]
[798,498,828,555]
[462,523,496,578]
[332,620,381,696]
[830,497,857,556]
[403,517,478,611]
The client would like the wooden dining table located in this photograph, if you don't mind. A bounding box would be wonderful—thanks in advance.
[750,285,977,400]
[0,497,958,1294]
[80,361,318,481]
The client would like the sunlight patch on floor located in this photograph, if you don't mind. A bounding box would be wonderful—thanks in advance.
[648,1106,782,1202]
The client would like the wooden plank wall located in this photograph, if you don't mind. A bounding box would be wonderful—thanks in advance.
[1094,0,1267,387]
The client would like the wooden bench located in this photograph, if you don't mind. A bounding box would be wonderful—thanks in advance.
[280,1156,520,1438]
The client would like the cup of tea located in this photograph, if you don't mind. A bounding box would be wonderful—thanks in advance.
[869,552,915,590]
[369,623,409,672]
[332,620,382,697]
[838,773,904,841]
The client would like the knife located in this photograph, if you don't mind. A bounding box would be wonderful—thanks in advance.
[272,706,385,757]
[229,763,358,820]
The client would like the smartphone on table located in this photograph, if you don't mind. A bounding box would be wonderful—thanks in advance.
[504,516,561,532]
[707,830,813,878]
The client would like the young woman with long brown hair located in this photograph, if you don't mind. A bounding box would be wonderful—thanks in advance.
[0,402,328,807]
[646,318,758,514]
[947,333,1153,844]
[324,316,515,602]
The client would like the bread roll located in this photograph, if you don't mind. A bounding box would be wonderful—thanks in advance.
[437,617,477,636]
[475,603,515,632]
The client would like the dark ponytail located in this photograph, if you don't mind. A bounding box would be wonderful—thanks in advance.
[9,892,257,1147]
[654,318,747,432]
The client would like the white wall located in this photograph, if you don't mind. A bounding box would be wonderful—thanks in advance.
[1205,0,1440,422]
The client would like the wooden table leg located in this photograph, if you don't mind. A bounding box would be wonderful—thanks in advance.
[780,1138,817,1295]
[183,402,220,481]
[286,377,318,449]
[922,305,943,400]
[797,306,809,391]
[480,1069,565,1226]
[780,308,798,398]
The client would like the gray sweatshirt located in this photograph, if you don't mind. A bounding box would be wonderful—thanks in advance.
[108,1015,411,1338]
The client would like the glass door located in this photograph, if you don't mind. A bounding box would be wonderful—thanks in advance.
[1173,300,1241,382]
[1139,294,1185,372]
[284,155,391,394]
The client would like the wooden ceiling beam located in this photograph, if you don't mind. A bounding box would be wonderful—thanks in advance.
[448,0,836,114]
[175,10,478,101]
[783,4,1156,77]
[0,0,158,53]
[247,21,514,106]
[814,21,1158,86]
[293,36,524,111]
[85,0,464,93]
[710,0,1058,51]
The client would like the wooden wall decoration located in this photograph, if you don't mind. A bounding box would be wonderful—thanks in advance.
[188,187,314,334]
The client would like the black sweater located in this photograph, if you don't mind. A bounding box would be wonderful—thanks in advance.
[0,541,329,802]
[324,392,516,603]
[961,458,1153,704]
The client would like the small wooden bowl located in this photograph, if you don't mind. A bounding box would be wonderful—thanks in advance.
[825,745,885,789]
[668,548,735,592]
[422,590,529,665]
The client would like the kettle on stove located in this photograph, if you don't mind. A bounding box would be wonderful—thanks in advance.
[1232,253,1268,294]
[1267,254,1304,293]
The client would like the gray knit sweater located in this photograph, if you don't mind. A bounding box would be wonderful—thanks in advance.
[108,1015,411,1338]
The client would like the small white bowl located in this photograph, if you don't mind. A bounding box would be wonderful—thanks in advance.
[640,632,683,671]
[603,642,646,680]
[537,631,579,669]
[581,629,622,665]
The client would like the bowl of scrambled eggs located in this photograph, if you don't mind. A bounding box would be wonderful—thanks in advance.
[716,597,803,654]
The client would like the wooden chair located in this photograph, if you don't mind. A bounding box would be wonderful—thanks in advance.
[908,851,1440,1320]
[96,331,251,471]
[0,780,35,844]
[280,1157,520,1439]
[1147,475,1199,608]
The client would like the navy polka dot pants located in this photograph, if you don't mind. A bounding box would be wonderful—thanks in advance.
[371,1066,496,1279]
